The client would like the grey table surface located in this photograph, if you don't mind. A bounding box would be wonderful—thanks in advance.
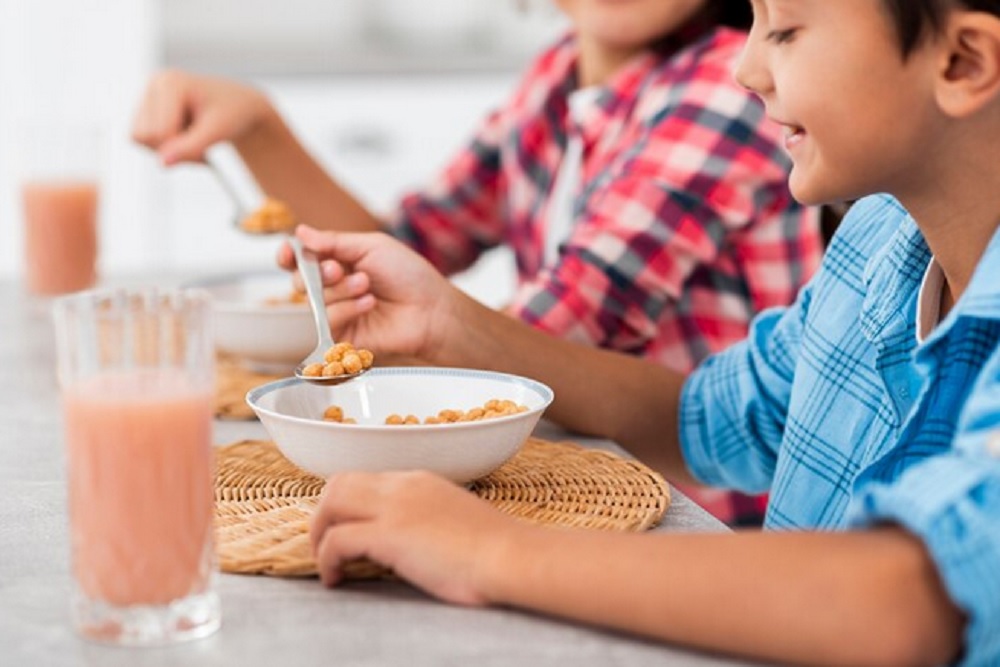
[0,278,762,667]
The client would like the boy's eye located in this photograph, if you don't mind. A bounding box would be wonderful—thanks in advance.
[766,28,798,44]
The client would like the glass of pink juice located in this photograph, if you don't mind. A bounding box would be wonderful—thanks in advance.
[22,180,99,295]
[16,123,103,296]
[53,288,221,645]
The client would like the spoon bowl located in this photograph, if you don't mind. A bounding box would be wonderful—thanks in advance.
[288,236,370,385]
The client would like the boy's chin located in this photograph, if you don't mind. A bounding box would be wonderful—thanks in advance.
[788,175,854,208]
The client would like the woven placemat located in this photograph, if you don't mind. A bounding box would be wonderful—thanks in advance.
[214,355,285,420]
[215,437,670,578]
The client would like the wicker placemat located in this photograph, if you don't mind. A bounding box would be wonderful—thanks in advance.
[215,437,670,578]
[215,355,285,420]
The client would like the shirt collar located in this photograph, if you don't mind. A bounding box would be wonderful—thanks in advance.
[558,27,728,146]
[860,213,930,343]
[954,223,1000,321]
[864,214,1000,352]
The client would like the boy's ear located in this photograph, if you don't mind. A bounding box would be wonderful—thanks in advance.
[936,12,1000,117]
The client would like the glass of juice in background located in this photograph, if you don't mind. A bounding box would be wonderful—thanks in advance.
[18,124,102,296]
[52,288,221,645]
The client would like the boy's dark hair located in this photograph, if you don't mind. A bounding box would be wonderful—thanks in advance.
[701,0,753,31]
[709,2,753,30]
[883,0,1000,54]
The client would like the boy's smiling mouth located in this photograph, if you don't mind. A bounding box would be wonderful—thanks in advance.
[780,123,806,151]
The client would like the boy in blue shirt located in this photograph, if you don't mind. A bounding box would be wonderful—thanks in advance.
[283,0,1000,664]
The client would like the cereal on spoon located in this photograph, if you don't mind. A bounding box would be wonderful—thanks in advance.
[240,197,297,234]
[301,342,375,380]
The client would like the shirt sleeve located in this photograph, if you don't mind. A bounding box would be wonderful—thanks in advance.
[507,82,816,355]
[386,105,509,276]
[678,280,812,493]
[848,344,1000,667]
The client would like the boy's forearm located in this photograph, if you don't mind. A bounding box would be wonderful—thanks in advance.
[479,526,963,667]
[440,293,691,480]
[234,107,382,233]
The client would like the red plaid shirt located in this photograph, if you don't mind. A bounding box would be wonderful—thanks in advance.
[390,27,822,376]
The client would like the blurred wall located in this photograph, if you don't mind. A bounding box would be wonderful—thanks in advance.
[0,0,163,279]
[0,1,563,299]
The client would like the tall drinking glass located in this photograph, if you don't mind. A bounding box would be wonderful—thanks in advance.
[52,288,221,645]
[18,123,103,296]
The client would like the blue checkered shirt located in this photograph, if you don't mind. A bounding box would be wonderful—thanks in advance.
[680,194,1000,665]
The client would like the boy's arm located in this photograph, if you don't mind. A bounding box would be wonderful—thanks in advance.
[312,468,967,667]
[235,107,383,234]
[441,293,693,481]
[479,524,963,667]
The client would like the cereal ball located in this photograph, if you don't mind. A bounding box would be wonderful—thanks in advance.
[302,363,325,377]
[321,361,345,377]
[342,352,363,374]
[240,197,297,234]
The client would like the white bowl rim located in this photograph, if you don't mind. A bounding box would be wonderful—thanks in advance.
[184,270,308,314]
[246,367,554,431]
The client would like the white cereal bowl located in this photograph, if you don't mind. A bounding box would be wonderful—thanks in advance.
[187,271,315,373]
[246,367,555,483]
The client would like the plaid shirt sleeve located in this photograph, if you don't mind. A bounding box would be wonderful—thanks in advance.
[507,69,818,363]
[387,105,511,275]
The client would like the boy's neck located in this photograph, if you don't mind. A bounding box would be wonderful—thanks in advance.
[893,112,1000,309]
[900,187,999,310]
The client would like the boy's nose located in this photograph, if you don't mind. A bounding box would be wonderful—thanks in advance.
[733,35,771,97]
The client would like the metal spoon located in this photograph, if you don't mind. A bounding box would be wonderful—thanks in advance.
[206,159,369,385]
[286,236,369,385]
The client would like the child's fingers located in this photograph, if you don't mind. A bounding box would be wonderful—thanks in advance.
[275,242,296,270]
[309,472,385,553]
[131,74,188,149]
[324,295,376,332]
[322,272,369,300]
[158,118,218,165]
[313,523,381,588]
[296,225,383,266]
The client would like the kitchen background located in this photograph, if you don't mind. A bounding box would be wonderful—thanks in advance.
[0,0,566,306]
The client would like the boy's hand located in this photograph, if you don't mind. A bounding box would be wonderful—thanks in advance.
[277,225,463,365]
[309,469,518,605]
[131,69,274,165]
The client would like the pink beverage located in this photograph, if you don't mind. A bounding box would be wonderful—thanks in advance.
[63,369,214,607]
[22,181,98,295]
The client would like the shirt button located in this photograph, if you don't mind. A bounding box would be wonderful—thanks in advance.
[898,387,909,398]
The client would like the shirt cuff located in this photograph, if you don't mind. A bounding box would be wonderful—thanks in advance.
[678,359,725,487]
[848,455,1000,667]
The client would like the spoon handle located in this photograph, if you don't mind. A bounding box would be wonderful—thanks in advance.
[289,235,336,352]
[205,158,250,221]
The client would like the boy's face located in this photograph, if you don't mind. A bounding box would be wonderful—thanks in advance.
[555,0,708,53]
[736,0,943,206]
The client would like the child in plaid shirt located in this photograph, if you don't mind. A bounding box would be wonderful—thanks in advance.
[279,0,1000,664]
[132,1,823,526]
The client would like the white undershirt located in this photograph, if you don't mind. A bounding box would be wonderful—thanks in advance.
[916,257,946,343]
[543,87,601,267]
